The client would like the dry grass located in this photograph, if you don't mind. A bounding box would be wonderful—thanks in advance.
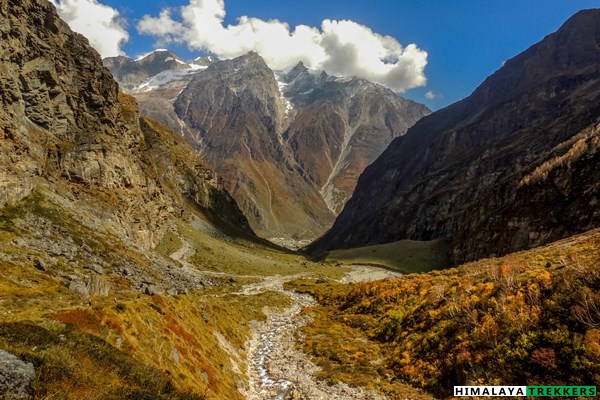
[0,191,344,399]
[156,230,184,257]
[520,122,600,186]
[173,220,347,280]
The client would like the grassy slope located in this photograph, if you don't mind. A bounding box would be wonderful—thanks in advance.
[0,192,345,400]
[289,229,600,398]
[326,239,450,274]
[11,189,600,399]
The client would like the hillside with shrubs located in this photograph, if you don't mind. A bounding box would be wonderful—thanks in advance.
[291,229,600,398]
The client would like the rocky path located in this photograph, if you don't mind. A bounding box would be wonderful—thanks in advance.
[169,232,196,269]
[241,268,388,400]
[168,236,394,399]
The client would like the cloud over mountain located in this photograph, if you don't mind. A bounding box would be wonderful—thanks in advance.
[50,0,129,58]
[137,0,428,92]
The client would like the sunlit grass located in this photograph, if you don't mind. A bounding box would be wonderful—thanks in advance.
[326,239,450,274]
[0,191,353,399]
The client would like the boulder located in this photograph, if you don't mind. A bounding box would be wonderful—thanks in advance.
[0,349,35,400]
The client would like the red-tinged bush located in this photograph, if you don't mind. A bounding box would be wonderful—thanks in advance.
[530,348,558,370]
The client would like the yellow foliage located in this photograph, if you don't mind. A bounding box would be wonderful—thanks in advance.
[585,329,600,361]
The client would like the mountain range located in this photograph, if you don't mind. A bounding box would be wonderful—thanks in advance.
[104,50,430,243]
[2,1,600,399]
[311,9,600,264]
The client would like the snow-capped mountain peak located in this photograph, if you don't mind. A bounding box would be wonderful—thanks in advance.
[104,50,217,93]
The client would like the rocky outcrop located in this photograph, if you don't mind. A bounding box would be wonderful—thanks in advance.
[1,0,139,188]
[0,349,35,400]
[2,0,150,250]
[0,0,252,251]
[311,9,600,263]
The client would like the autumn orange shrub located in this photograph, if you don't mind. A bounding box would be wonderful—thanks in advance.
[51,309,103,334]
[296,230,600,398]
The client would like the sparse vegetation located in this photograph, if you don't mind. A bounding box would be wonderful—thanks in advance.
[156,231,184,257]
[520,123,600,186]
[0,321,208,400]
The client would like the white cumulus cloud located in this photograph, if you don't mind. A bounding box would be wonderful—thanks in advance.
[137,0,427,92]
[50,0,129,58]
[425,90,439,100]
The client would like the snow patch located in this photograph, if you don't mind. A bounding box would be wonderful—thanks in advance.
[194,55,214,62]
[135,52,151,61]
[165,56,188,65]
[135,67,202,92]
[275,76,293,116]
[135,48,170,61]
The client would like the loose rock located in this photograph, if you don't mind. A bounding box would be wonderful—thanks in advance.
[68,279,89,298]
[84,264,104,275]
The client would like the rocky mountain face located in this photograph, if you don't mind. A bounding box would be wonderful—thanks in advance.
[0,0,251,251]
[311,9,600,263]
[106,52,429,242]
[173,52,336,241]
[103,50,207,93]
[279,63,430,214]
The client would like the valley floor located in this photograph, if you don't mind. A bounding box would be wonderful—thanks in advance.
[0,191,429,400]
[167,229,404,399]
[241,271,386,400]
[8,191,599,399]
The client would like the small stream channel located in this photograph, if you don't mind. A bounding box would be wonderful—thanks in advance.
[241,270,387,400]
[242,276,316,400]
[253,292,315,399]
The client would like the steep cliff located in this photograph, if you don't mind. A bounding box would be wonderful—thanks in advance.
[0,0,252,250]
[311,9,600,263]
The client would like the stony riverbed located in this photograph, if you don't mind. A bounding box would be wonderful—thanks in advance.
[241,268,390,400]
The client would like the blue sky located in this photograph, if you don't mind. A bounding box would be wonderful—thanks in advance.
[55,0,599,110]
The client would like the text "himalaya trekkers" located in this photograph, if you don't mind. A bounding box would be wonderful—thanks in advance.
[454,386,597,397]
